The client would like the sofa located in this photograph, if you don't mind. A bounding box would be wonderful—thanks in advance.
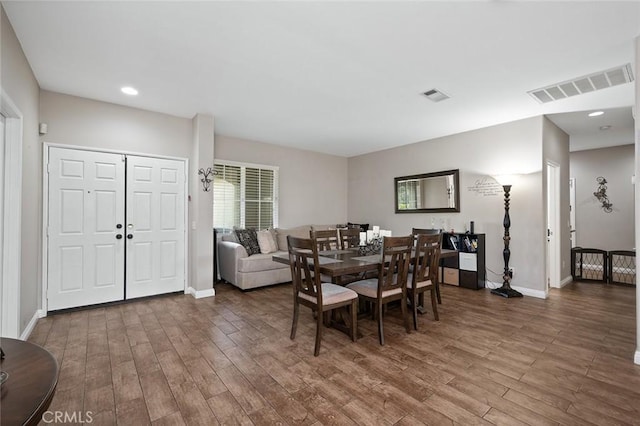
[218,224,343,290]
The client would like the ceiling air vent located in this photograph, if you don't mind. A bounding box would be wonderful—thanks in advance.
[528,63,634,103]
[423,89,450,102]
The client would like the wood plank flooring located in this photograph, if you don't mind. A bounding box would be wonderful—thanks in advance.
[29,281,640,425]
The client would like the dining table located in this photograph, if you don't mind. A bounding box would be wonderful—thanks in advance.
[272,247,457,293]
[0,338,59,426]
[273,247,458,335]
[273,248,378,279]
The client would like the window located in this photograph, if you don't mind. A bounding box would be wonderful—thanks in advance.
[397,179,420,210]
[213,161,279,232]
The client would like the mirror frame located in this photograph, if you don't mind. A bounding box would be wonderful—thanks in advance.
[394,169,460,213]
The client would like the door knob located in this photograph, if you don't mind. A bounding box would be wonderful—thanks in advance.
[116,234,123,240]
[127,234,133,239]
[116,224,123,229]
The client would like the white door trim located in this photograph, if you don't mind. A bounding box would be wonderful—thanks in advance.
[42,143,189,313]
[1,90,23,338]
[546,160,562,289]
[569,178,576,248]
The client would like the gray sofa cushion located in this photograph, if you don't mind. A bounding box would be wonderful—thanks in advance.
[221,232,238,243]
[275,225,312,251]
[237,251,289,273]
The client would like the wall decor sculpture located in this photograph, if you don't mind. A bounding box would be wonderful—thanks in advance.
[198,167,215,192]
[593,176,613,213]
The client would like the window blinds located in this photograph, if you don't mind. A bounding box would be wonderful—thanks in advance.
[213,162,278,232]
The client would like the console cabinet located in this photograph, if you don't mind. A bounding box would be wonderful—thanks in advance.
[440,232,486,290]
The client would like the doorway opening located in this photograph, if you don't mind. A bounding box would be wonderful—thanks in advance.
[1,91,23,339]
[43,145,188,312]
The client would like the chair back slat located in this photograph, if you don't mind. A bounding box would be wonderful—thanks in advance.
[413,233,441,285]
[412,227,441,236]
[378,235,413,295]
[288,236,322,305]
[339,227,360,250]
[310,229,340,252]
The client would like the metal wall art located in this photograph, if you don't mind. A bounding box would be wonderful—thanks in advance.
[593,176,613,213]
[198,167,215,192]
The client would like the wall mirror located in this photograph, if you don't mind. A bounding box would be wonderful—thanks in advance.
[395,169,460,213]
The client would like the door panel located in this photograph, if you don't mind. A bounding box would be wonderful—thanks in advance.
[47,147,125,310]
[126,155,185,299]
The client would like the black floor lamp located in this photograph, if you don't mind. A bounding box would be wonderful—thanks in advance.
[491,183,523,298]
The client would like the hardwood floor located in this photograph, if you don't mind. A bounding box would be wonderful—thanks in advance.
[30,281,639,425]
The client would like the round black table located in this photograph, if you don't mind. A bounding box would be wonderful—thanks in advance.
[1,337,59,426]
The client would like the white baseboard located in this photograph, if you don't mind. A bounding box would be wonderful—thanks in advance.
[486,280,546,299]
[635,350,640,365]
[559,276,573,288]
[511,285,547,299]
[485,280,500,289]
[19,310,45,341]
[186,287,215,299]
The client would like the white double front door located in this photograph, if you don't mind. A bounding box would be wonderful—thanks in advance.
[47,147,185,311]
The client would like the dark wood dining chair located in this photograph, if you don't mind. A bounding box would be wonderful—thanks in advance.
[346,235,413,345]
[412,228,443,304]
[408,233,441,330]
[339,227,361,250]
[288,235,358,356]
[310,229,340,251]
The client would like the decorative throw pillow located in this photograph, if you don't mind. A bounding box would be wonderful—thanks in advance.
[256,229,278,254]
[234,229,261,255]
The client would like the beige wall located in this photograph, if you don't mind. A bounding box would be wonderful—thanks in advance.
[570,145,635,251]
[2,6,41,333]
[190,114,215,293]
[40,91,192,158]
[214,135,348,228]
[39,91,205,299]
[348,117,547,294]
[542,117,572,283]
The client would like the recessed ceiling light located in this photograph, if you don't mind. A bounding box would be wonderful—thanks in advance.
[121,86,138,96]
[588,111,604,117]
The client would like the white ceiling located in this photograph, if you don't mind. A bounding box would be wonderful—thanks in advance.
[547,106,635,152]
[3,1,639,157]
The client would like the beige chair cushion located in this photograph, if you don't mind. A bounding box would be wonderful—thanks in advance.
[347,279,402,299]
[299,283,358,305]
[407,273,433,289]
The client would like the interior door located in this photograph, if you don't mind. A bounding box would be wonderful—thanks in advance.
[126,155,185,299]
[47,147,125,310]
